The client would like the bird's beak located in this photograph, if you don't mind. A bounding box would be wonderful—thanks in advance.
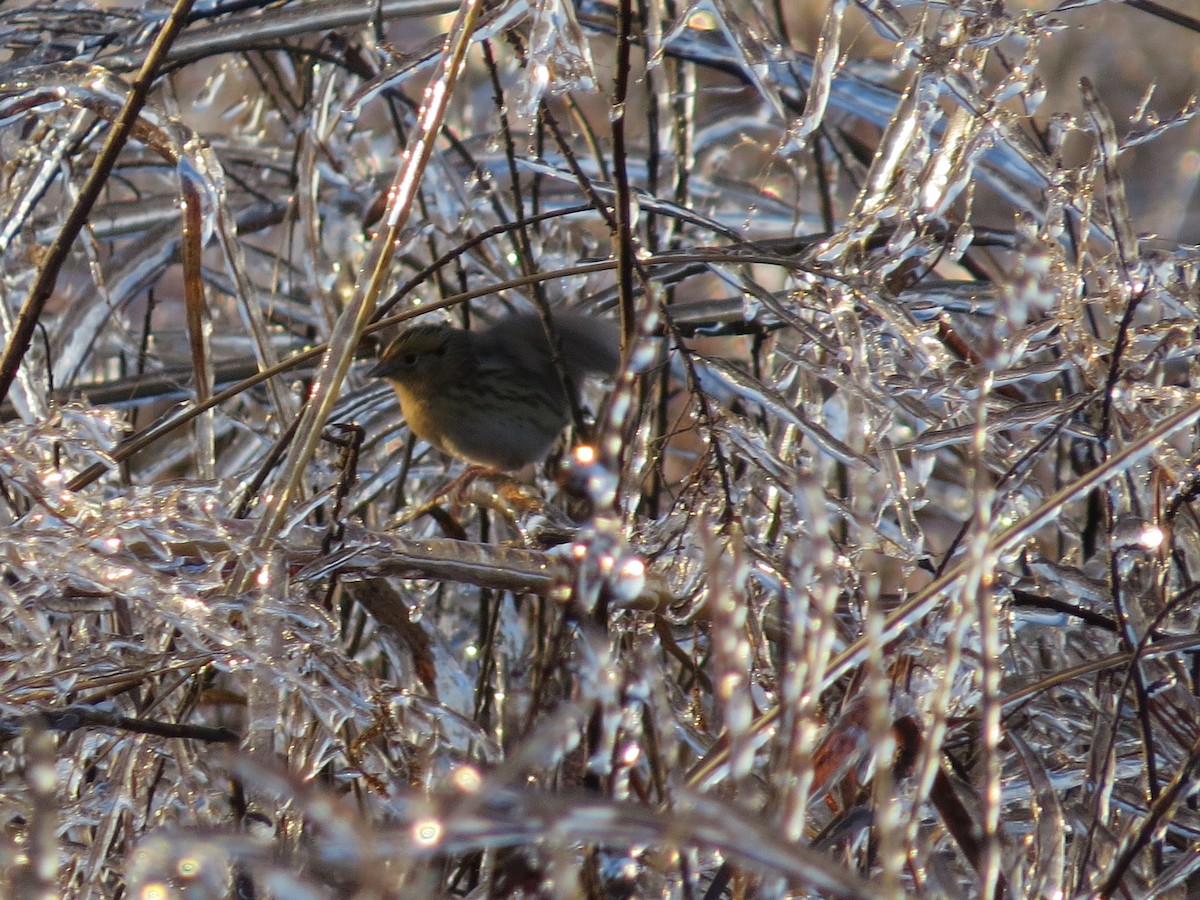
[367,358,390,379]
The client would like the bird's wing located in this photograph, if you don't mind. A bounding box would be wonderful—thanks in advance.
[482,313,619,383]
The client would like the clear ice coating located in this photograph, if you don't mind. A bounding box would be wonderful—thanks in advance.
[516,0,599,117]
[1,0,1199,897]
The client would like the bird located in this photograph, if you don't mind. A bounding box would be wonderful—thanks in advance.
[369,312,620,471]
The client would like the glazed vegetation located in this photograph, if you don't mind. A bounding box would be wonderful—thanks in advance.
[2,1,1200,897]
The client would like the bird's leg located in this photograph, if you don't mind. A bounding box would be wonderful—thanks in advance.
[391,465,564,545]
[390,465,489,534]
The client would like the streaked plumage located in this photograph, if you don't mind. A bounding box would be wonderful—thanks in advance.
[369,313,619,470]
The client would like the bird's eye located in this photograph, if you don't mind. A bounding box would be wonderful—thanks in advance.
[403,353,417,365]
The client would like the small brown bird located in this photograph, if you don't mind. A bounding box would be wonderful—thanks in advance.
[369,312,620,470]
